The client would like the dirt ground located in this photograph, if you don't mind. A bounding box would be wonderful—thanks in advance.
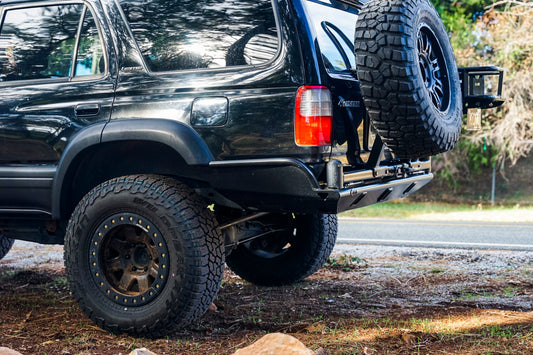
[1,240,532,354]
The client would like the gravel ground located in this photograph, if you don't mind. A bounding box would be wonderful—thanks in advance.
[3,239,532,319]
[1,241,64,271]
[1,233,532,354]
[4,239,532,295]
[5,240,532,268]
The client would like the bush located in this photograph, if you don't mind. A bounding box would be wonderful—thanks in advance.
[431,1,533,184]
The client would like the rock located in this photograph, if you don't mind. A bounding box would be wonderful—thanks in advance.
[0,348,23,355]
[128,348,158,355]
[232,333,314,355]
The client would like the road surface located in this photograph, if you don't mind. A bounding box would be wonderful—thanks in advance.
[338,218,533,251]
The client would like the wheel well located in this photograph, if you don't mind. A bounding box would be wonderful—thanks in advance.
[59,140,192,221]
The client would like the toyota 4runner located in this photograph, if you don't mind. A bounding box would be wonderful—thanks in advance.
[0,0,504,335]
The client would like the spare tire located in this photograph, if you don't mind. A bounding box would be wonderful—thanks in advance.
[354,0,462,158]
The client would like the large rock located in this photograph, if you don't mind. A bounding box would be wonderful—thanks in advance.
[128,348,158,355]
[0,348,23,355]
[232,333,315,355]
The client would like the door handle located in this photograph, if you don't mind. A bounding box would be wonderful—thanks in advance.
[75,103,101,117]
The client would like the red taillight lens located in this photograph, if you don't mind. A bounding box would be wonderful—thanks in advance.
[295,86,332,146]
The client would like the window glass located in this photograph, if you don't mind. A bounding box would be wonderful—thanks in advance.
[75,9,105,76]
[304,0,358,72]
[0,5,83,82]
[119,0,279,72]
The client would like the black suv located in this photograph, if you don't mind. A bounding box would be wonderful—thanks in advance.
[0,0,503,335]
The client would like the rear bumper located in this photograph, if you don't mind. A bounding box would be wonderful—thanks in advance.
[336,173,432,212]
[203,157,432,214]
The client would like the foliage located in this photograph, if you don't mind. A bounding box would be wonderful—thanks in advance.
[463,1,533,165]
[430,0,488,49]
[325,254,367,271]
[430,1,533,183]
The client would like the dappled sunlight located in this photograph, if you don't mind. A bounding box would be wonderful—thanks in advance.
[334,310,533,342]
[419,309,533,334]
[303,309,533,350]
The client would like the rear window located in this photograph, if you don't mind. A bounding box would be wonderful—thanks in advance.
[119,0,279,72]
[303,0,358,72]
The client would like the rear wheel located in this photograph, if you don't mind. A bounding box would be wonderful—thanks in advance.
[226,214,337,286]
[64,175,224,336]
[354,0,462,158]
[0,234,14,260]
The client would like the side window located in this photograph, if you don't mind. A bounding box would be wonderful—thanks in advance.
[75,9,105,76]
[0,4,105,82]
[0,5,83,81]
[119,0,279,72]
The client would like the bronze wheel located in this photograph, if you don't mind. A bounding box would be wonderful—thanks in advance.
[90,213,169,307]
[65,175,224,336]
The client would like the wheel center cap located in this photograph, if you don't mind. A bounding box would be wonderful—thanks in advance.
[133,246,151,268]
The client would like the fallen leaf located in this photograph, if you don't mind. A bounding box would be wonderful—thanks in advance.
[305,323,325,333]
[401,332,415,345]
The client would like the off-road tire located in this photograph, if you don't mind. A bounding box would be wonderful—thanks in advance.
[354,0,462,158]
[226,214,337,286]
[64,175,224,337]
[0,234,14,260]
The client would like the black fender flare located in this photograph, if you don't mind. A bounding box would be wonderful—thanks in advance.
[51,119,214,219]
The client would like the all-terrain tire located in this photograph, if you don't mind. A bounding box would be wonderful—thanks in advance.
[64,175,224,336]
[226,214,337,286]
[354,0,462,158]
[0,234,14,260]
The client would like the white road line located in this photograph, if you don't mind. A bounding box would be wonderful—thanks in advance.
[336,238,533,249]
[339,218,533,229]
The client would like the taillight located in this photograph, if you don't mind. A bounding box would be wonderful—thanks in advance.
[294,86,332,146]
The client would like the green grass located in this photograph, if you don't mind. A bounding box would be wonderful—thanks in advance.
[340,201,533,220]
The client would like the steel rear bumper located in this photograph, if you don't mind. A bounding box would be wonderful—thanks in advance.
[205,157,433,214]
[335,173,433,212]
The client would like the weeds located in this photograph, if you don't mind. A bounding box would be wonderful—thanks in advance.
[325,254,368,271]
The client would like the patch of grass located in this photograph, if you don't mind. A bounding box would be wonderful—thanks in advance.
[502,285,522,298]
[430,268,445,274]
[340,201,533,221]
[340,201,473,219]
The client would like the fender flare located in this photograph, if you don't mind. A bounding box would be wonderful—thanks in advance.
[51,119,214,219]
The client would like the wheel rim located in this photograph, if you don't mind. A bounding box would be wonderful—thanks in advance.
[417,24,450,113]
[89,213,170,307]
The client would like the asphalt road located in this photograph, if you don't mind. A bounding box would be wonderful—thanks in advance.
[337,218,533,251]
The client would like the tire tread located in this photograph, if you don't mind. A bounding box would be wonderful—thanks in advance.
[65,174,224,337]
